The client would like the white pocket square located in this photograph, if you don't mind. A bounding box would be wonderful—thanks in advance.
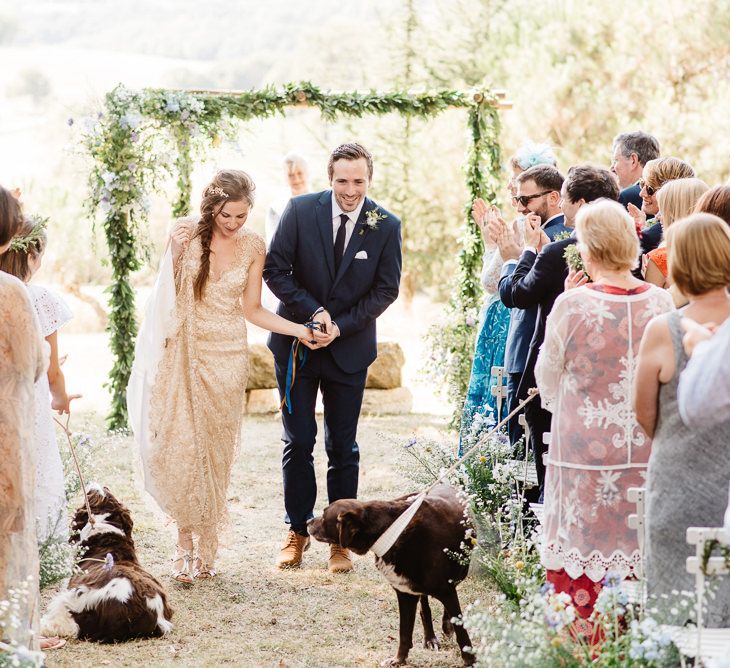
[354,250,368,260]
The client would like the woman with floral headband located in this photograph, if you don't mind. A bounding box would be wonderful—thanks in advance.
[128,169,312,583]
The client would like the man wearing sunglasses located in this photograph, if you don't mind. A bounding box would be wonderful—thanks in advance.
[489,165,567,493]
[495,164,619,503]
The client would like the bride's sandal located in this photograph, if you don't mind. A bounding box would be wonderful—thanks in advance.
[192,557,217,579]
[171,547,194,584]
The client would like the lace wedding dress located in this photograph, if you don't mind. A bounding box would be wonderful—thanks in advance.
[0,272,47,650]
[28,284,72,542]
[128,226,265,567]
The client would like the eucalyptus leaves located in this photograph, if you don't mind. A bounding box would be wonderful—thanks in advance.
[83,82,502,428]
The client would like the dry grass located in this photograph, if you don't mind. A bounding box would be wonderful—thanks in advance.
[44,411,495,668]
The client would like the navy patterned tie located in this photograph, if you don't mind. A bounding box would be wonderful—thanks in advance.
[334,213,348,272]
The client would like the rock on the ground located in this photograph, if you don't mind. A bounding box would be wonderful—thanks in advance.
[366,341,405,389]
[247,343,277,390]
[361,387,413,415]
[245,388,280,414]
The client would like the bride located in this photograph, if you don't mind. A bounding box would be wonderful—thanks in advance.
[128,169,312,583]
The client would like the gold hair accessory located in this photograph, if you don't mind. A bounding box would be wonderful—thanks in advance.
[206,186,229,199]
[9,214,48,253]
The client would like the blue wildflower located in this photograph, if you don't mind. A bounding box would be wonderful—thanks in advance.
[103,553,114,571]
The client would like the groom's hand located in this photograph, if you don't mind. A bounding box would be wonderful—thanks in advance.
[312,320,340,347]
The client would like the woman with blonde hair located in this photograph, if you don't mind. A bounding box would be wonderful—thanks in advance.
[535,199,673,626]
[635,213,730,625]
[128,169,313,583]
[643,177,709,288]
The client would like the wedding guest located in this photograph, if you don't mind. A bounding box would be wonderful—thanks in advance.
[128,170,312,583]
[461,141,557,449]
[535,199,673,624]
[643,178,709,288]
[490,166,567,468]
[627,157,696,264]
[0,186,48,653]
[0,216,80,543]
[495,165,618,499]
[265,151,311,246]
[635,213,730,625]
[611,131,660,211]
[694,184,730,225]
[262,153,312,310]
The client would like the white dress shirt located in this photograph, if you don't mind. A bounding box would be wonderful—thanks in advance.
[331,191,365,251]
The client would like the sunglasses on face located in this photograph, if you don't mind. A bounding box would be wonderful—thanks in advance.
[638,179,656,197]
[515,190,552,207]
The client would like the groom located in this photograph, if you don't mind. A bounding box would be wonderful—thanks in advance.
[263,142,402,572]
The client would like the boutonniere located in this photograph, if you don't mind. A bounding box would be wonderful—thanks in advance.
[361,208,387,235]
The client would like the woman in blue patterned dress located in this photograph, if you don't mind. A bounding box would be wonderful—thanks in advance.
[460,142,557,451]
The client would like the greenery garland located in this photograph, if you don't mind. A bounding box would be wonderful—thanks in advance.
[82,81,502,429]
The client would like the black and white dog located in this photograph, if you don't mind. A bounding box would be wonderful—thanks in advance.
[41,484,173,642]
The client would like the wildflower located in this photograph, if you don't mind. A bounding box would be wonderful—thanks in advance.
[404,437,417,449]
[550,636,562,648]
[103,553,114,571]
[515,560,525,571]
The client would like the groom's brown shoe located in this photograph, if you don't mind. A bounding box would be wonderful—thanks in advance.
[276,530,310,569]
[328,544,353,573]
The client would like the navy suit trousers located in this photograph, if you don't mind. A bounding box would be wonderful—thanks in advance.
[507,372,525,449]
[274,348,367,535]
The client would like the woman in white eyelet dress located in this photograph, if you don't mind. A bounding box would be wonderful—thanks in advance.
[27,284,73,542]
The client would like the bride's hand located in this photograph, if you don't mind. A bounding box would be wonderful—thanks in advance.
[170,221,192,256]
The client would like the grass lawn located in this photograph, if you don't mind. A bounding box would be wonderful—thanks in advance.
[44,410,495,668]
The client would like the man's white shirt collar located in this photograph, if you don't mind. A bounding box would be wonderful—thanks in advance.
[331,191,366,223]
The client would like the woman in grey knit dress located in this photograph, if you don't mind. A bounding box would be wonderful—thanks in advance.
[635,213,730,625]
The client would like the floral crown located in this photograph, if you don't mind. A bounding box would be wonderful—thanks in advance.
[205,186,229,199]
[8,214,48,253]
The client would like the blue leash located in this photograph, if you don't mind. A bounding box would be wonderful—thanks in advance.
[281,321,320,414]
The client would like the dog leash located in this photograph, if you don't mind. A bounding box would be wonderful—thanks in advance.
[369,388,540,558]
[280,320,322,414]
[53,414,95,528]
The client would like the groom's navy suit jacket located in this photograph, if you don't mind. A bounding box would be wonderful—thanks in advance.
[263,190,402,374]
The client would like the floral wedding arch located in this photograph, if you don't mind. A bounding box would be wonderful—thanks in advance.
[83,81,506,429]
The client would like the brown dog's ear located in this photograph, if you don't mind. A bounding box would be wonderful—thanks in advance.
[117,507,134,536]
[337,509,363,548]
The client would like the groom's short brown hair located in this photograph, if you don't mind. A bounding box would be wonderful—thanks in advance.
[328,143,373,181]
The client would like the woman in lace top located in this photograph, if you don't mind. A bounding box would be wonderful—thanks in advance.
[128,170,312,583]
[460,142,556,449]
[535,200,674,627]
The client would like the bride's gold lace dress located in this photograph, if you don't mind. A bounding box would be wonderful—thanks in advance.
[147,227,265,565]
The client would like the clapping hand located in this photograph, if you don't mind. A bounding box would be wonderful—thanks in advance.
[564,268,589,291]
[627,203,647,231]
[523,214,549,251]
[487,209,523,261]
[472,198,493,246]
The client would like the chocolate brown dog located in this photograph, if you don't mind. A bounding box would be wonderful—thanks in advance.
[308,484,475,666]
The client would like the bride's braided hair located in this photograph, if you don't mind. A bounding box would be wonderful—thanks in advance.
[193,169,256,301]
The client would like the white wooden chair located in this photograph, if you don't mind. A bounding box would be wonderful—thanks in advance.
[490,365,508,424]
[662,527,730,663]
[625,486,647,606]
